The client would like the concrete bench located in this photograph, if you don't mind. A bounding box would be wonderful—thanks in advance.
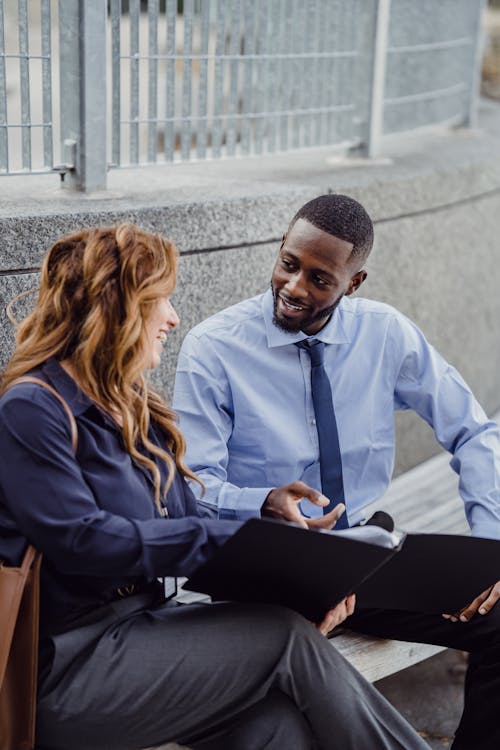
[155,415,500,750]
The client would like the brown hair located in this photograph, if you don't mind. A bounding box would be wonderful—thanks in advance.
[1,223,201,506]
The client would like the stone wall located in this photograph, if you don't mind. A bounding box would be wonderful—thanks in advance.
[2,98,500,476]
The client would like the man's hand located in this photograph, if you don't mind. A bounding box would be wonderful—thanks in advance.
[316,594,356,635]
[442,579,500,622]
[262,481,345,530]
[306,503,346,531]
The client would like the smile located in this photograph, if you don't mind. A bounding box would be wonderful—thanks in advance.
[156,331,167,343]
[279,294,308,312]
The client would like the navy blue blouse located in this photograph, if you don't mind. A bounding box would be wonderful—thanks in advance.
[0,359,240,637]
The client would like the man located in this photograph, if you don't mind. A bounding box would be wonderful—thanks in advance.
[173,194,500,749]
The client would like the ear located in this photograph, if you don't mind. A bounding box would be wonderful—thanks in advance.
[345,270,367,296]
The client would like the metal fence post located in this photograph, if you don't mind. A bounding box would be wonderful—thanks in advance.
[58,0,107,192]
[466,0,487,129]
[364,0,391,158]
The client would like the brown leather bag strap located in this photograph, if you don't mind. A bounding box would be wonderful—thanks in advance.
[18,544,37,575]
[8,376,78,453]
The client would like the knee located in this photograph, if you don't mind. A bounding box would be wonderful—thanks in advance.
[252,603,319,646]
[228,601,312,637]
[266,603,311,630]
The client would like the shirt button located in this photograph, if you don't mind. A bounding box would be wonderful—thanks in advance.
[311,418,316,426]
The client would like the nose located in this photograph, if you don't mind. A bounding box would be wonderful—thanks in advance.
[166,300,180,329]
[284,271,307,299]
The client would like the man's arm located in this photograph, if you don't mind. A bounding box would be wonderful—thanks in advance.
[393,314,500,541]
[391,314,500,620]
[173,332,271,519]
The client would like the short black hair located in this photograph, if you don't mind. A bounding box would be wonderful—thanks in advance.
[289,194,374,260]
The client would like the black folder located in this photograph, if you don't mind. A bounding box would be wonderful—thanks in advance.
[185,517,500,622]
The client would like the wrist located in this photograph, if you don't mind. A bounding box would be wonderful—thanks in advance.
[261,488,277,516]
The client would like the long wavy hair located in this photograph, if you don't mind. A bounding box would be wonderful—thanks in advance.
[1,224,201,507]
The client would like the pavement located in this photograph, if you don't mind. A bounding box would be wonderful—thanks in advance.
[376,649,467,749]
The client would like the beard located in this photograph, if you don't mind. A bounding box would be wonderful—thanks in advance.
[271,282,342,334]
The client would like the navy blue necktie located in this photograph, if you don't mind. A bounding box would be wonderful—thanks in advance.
[296,339,348,529]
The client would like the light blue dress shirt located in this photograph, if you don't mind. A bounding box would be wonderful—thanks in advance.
[173,289,500,539]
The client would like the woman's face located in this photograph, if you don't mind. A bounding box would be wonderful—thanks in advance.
[145,296,180,369]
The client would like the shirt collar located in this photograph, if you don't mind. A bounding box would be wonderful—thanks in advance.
[41,358,95,417]
[262,288,351,348]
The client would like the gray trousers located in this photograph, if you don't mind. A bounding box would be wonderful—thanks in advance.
[36,594,428,750]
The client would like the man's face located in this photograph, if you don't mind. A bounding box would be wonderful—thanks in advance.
[271,218,367,335]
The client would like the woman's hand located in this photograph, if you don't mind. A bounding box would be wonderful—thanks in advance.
[316,594,356,636]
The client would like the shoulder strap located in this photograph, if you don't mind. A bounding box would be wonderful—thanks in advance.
[8,376,78,453]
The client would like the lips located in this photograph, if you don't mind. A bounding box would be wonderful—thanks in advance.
[156,331,168,344]
[278,293,309,314]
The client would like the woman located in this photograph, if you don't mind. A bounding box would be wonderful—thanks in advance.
[0,225,427,750]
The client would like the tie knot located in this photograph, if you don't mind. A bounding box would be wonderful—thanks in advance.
[296,338,325,367]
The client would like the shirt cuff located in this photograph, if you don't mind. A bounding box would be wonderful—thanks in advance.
[219,487,275,521]
[471,522,500,541]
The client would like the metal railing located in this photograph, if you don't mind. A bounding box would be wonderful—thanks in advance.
[0,0,54,174]
[0,0,487,192]
[110,0,365,166]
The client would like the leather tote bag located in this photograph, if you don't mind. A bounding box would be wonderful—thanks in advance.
[0,545,42,750]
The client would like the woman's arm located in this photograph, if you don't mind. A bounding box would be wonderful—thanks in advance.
[0,384,240,579]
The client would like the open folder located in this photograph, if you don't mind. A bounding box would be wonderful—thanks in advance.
[185,517,500,621]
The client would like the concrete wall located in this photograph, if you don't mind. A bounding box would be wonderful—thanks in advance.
[2,98,500,476]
